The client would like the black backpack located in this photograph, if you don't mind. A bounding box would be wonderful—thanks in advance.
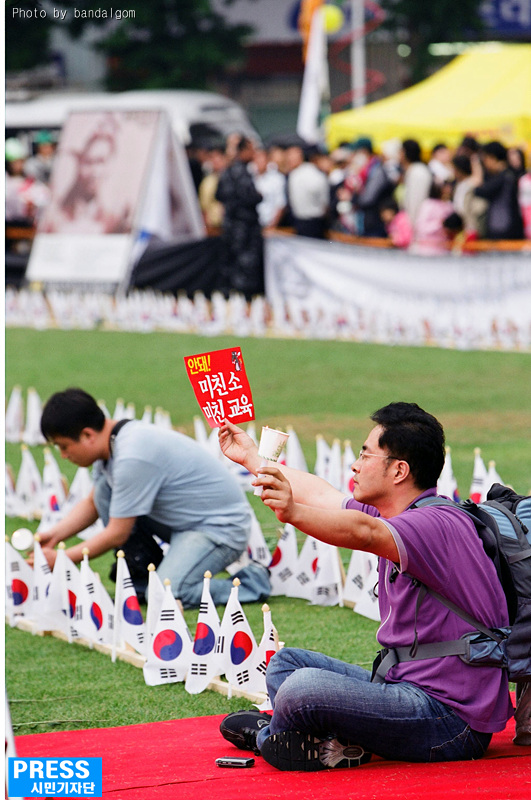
[372,484,531,684]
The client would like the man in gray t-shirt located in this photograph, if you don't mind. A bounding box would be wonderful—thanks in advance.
[36,388,270,607]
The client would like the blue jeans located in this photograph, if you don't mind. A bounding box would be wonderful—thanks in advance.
[157,529,270,608]
[256,648,492,762]
[93,474,270,609]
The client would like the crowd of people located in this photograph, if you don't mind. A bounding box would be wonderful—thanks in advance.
[191,131,531,262]
[5,131,55,229]
[5,128,530,292]
[7,127,530,253]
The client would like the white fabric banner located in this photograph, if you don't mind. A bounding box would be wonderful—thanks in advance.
[27,234,131,285]
[296,8,329,144]
[265,236,531,351]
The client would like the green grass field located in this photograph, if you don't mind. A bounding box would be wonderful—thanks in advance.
[5,328,531,736]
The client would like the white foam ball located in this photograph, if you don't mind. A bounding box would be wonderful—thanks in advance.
[11,527,34,551]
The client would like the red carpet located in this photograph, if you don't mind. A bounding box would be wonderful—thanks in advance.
[15,713,530,800]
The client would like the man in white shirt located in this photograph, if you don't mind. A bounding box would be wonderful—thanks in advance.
[252,147,287,229]
[286,144,330,238]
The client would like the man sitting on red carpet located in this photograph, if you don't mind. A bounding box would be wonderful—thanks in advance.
[218,403,514,771]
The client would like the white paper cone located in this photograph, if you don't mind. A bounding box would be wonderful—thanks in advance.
[254,427,289,496]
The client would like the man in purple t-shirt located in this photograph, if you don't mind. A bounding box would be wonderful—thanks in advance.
[218,402,514,771]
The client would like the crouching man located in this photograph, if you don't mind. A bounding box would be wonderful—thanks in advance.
[34,388,270,607]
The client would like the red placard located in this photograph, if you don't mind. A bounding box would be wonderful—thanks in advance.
[184,347,255,428]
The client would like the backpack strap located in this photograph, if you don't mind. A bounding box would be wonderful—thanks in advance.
[108,418,132,458]
[412,496,456,510]
[372,578,508,683]
[372,641,470,683]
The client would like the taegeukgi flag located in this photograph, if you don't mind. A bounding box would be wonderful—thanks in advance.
[5,540,33,625]
[185,571,223,695]
[143,580,193,686]
[269,524,299,597]
[245,603,280,701]
[218,579,257,691]
[112,551,147,659]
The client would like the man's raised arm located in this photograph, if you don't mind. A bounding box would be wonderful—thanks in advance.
[219,419,345,510]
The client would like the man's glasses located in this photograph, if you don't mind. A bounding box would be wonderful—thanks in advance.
[357,449,400,463]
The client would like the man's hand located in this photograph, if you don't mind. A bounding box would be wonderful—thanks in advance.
[255,466,296,524]
[26,527,62,565]
[27,546,57,569]
[218,419,260,472]
[32,529,57,548]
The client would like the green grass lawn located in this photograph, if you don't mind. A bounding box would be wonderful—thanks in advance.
[5,328,531,735]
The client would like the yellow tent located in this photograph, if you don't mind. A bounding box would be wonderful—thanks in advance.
[325,43,531,155]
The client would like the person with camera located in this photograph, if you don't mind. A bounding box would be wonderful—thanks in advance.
[33,388,270,607]
[218,403,513,771]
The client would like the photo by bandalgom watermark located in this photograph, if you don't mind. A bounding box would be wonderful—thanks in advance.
[10,6,136,21]
[8,758,103,798]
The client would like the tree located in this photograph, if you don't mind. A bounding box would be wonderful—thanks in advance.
[54,0,255,91]
[5,0,55,72]
[380,0,484,84]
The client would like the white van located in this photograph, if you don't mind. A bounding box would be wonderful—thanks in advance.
[5,88,260,147]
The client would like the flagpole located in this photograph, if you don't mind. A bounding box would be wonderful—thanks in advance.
[112,550,125,663]
[82,547,94,649]
[227,577,242,700]
[56,544,73,643]
[351,0,366,107]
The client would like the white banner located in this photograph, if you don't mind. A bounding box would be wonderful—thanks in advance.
[296,8,329,144]
[265,236,531,351]
[27,234,131,285]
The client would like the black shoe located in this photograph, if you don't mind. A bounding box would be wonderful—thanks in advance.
[260,730,372,771]
[219,710,271,755]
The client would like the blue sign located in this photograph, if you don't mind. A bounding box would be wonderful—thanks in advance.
[8,758,103,798]
[480,0,531,33]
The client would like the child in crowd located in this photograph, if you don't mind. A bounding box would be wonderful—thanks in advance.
[442,211,478,254]
[408,181,454,255]
[379,197,412,248]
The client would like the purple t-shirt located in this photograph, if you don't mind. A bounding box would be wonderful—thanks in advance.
[343,489,513,733]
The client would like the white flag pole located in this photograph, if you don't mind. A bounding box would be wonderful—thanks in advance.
[81,548,94,649]
[55,544,73,644]
[111,550,125,663]
[351,0,366,108]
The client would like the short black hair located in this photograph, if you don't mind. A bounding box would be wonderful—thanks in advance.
[370,402,445,490]
[452,154,471,176]
[481,141,507,163]
[402,139,422,164]
[237,136,253,153]
[428,180,444,199]
[459,135,480,154]
[41,388,105,441]
[443,211,464,232]
[379,197,399,214]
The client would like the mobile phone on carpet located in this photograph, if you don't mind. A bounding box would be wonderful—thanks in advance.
[215,756,255,768]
